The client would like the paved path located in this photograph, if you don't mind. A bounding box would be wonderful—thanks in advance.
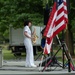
[0,60,75,75]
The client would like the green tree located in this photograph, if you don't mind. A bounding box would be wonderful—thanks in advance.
[0,0,45,42]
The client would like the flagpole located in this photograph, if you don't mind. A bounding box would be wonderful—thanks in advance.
[62,30,65,68]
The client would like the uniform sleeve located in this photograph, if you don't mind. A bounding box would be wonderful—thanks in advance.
[24,26,28,32]
[23,26,31,37]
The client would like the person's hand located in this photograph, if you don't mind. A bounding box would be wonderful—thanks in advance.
[31,37,35,40]
[31,37,36,43]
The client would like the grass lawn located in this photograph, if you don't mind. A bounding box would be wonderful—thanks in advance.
[1,44,25,60]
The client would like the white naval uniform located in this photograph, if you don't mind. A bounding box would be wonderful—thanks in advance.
[23,26,35,67]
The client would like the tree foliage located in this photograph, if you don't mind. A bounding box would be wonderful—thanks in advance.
[0,0,45,41]
[0,0,75,43]
[0,0,44,27]
[70,0,75,32]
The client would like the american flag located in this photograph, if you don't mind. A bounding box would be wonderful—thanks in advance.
[43,1,57,54]
[43,0,68,54]
[53,0,68,36]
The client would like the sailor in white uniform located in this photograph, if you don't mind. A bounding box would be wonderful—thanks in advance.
[23,20,36,67]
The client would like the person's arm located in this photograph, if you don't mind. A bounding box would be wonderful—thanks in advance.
[24,31,32,39]
[24,31,35,40]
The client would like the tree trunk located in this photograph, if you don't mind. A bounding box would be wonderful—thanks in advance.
[65,29,74,56]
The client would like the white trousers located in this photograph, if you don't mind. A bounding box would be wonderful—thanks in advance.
[24,38,35,67]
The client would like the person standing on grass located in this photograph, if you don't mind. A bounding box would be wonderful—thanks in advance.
[23,20,37,67]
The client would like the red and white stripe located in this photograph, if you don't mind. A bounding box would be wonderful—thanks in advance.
[44,2,57,54]
[54,0,68,36]
[63,0,68,23]
[43,0,68,54]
